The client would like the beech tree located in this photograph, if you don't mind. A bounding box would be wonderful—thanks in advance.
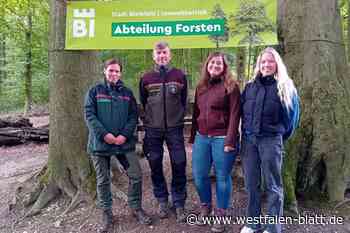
[278,0,350,211]
[23,0,101,216]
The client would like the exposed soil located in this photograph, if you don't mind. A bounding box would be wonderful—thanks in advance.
[0,115,350,233]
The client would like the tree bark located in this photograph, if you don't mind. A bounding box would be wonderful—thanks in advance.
[23,0,101,216]
[247,39,252,80]
[0,34,5,96]
[0,3,5,96]
[236,47,246,87]
[0,2,7,96]
[346,0,350,64]
[24,3,33,116]
[278,0,350,205]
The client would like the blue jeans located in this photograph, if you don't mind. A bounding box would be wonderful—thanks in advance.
[241,135,284,233]
[192,133,236,209]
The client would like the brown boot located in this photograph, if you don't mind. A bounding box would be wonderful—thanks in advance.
[100,209,114,233]
[211,208,226,233]
[131,208,152,225]
[198,203,212,225]
[199,203,212,218]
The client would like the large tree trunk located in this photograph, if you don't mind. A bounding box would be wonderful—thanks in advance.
[23,0,101,216]
[278,0,350,207]
[24,4,33,116]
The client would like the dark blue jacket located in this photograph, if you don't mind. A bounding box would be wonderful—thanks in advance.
[84,80,138,155]
[241,75,300,140]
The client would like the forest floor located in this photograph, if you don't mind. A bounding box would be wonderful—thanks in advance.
[1,114,350,233]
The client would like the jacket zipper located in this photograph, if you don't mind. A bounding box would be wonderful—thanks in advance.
[162,72,168,129]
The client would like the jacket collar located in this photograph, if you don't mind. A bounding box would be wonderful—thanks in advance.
[256,74,276,86]
[209,76,223,86]
[154,64,172,73]
[105,79,124,91]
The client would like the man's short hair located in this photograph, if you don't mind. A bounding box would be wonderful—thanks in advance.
[104,58,122,71]
[154,41,169,50]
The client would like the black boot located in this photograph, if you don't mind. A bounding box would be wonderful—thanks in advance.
[100,209,114,233]
[175,207,186,223]
[131,208,153,225]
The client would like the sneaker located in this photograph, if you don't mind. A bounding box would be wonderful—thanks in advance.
[262,231,271,233]
[131,208,152,225]
[175,207,186,223]
[240,226,258,233]
[158,202,170,219]
[100,209,114,233]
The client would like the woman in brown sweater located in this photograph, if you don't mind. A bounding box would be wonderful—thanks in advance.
[189,52,241,232]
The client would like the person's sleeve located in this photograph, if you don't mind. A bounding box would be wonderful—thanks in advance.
[119,92,138,139]
[139,78,148,109]
[283,93,300,141]
[224,84,241,148]
[240,85,246,112]
[84,87,109,141]
[181,75,188,108]
[188,89,199,144]
[240,84,250,136]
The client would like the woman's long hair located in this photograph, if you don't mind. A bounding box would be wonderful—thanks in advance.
[196,52,237,95]
[251,47,297,111]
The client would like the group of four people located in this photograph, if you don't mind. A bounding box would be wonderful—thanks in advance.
[84,41,300,233]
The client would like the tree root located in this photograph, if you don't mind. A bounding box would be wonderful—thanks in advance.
[60,189,90,216]
[25,182,60,217]
[334,198,350,209]
[22,182,44,207]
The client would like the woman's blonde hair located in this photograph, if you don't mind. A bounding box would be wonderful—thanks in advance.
[251,47,297,111]
[197,52,237,95]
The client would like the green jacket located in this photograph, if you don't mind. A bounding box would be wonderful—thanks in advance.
[84,80,138,155]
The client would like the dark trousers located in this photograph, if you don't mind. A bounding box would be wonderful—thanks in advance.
[241,135,284,233]
[91,151,142,211]
[144,127,187,208]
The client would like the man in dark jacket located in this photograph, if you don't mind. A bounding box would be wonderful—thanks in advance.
[139,41,187,222]
[84,58,151,233]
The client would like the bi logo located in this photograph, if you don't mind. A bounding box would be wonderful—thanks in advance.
[72,8,95,38]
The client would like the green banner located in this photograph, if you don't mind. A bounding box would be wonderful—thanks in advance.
[65,0,277,50]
